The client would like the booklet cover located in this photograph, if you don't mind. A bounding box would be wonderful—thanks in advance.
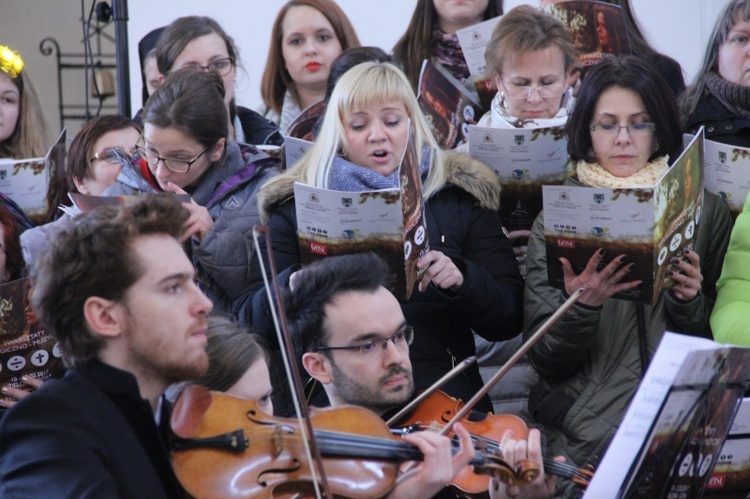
[294,132,429,300]
[543,131,704,306]
[0,129,66,225]
[684,133,750,220]
[0,277,62,399]
[286,99,327,141]
[68,192,192,214]
[543,0,631,75]
[468,125,570,232]
[417,59,484,150]
[283,136,314,170]
[455,15,503,111]
[585,332,750,499]
[705,397,750,497]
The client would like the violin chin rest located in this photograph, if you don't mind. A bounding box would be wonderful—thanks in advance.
[171,385,213,438]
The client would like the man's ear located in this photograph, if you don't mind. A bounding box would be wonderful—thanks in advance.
[302,352,332,385]
[83,296,124,339]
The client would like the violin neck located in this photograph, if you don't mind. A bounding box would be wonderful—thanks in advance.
[315,429,486,466]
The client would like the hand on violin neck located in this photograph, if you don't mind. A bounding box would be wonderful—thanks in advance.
[490,428,559,499]
[389,422,475,499]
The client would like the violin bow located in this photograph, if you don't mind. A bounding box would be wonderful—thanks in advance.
[385,356,477,427]
[440,286,588,436]
[252,225,332,499]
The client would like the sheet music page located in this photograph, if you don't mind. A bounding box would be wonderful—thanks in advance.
[584,332,719,498]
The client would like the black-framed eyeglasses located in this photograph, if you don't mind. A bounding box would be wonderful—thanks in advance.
[90,147,132,164]
[589,123,656,136]
[135,141,212,174]
[315,326,414,356]
[178,57,235,77]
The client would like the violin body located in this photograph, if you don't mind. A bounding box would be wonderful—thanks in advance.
[170,385,399,498]
[394,390,534,498]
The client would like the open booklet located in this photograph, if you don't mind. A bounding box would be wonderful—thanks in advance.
[417,59,484,150]
[584,332,750,498]
[455,15,503,111]
[543,130,704,305]
[0,277,62,400]
[543,0,631,75]
[704,396,750,497]
[293,128,429,300]
[684,133,750,220]
[283,136,313,170]
[468,125,570,232]
[0,130,66,225]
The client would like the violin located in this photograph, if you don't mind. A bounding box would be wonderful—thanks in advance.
[391,390,593,497]
[169,385,519,498]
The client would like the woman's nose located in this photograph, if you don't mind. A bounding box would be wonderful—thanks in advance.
[304,39,319,55]
[368,122,386,142]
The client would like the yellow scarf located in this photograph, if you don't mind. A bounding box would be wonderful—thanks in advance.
[575,156,670,188]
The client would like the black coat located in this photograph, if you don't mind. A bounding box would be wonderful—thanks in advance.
[0,361,182,498]
[236,152,524,415]
[685,93,750,148]
[235,106,284,147]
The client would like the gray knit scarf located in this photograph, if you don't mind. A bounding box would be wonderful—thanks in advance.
[706,72,750,117]
[326,147,432,192]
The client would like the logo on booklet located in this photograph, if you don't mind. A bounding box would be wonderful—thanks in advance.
[310,242,327,255]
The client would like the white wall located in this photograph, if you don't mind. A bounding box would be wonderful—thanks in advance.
[126,0,416,112]
[127,0,731,113]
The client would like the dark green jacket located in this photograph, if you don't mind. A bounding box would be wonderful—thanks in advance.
[524,178,731,496]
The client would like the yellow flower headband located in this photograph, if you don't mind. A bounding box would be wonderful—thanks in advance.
[0,45,24,78]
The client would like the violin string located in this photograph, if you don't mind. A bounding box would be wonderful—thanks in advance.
[240,425,591,484]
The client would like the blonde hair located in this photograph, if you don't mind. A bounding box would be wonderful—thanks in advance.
[265,62,446,199]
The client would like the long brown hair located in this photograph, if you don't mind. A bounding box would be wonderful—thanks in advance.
[392,0,504,91]
[260,0,361,115]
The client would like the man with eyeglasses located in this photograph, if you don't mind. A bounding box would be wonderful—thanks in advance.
[285,253,558,499]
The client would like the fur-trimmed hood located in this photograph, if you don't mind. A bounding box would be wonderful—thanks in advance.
[258,151,500,223]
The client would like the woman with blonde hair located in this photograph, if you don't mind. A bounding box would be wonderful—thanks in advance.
[240,61,523,415]
[259,0,360,132]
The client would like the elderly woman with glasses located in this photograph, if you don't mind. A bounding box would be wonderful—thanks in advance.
[103,68,279,315]
[480,6,577,130]
[522,56,732,497]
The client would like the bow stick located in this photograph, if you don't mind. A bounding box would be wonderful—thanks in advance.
[439,286,588,436]
[252,225,332,499]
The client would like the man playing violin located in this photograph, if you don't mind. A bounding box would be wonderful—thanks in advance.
[0,194,211,498]
[286,253,558,499]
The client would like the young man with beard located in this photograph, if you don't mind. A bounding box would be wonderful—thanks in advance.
[287,253,558,499]
[0,194,213,498]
